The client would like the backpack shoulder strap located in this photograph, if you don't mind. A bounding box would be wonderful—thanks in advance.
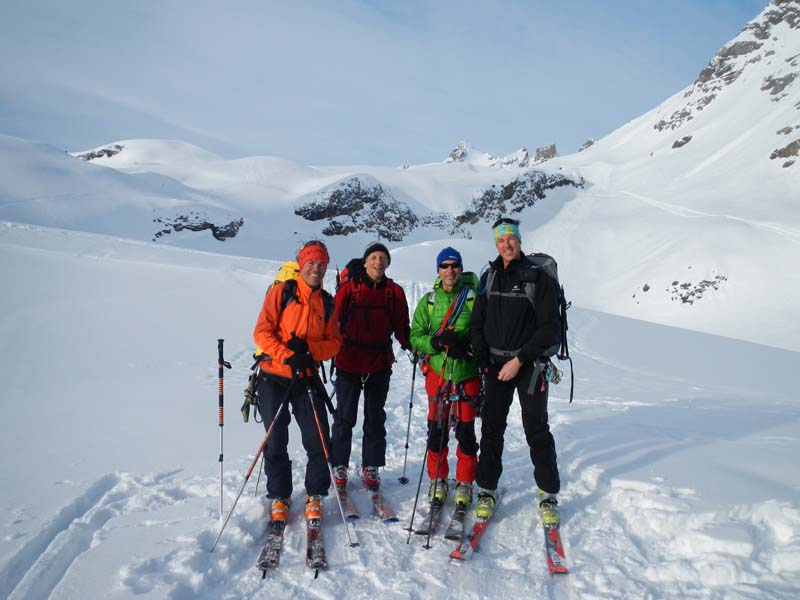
[280,279,298,310]
[321,289,335,323]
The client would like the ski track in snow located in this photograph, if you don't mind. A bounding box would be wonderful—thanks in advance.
[2,350,797,599]
[615,190,800,244]
[1,470,190,600]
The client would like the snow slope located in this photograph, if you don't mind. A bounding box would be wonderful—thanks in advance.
[1,222,798,599]
[2,4,798,352]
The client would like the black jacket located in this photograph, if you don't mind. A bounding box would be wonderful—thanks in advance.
[471,254,560,367]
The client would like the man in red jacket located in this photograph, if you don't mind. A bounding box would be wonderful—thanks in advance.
[331,242,411,491]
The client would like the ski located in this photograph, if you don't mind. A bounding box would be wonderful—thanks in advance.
[449,487,506,561]
[443,503,468,541]
[306,517,327,576]
[369,490,398,522]
[256,519,286,576]
[336,484,360,520]
[415,499,445,536]
[543,519,568,574]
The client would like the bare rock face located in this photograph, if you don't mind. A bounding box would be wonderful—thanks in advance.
[534,144,558,163]
[579,139,596,152]
[654,0,799,132]
[770,137,800,166]
[294,176,418,241]
[672,136,693,149]
[667,275,728,305]
[455,170,584,225]
[76,144,125,161]
[447,142,470,162]
[153,213,243,241]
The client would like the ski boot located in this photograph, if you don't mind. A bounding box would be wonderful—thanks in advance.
[305,494,324,521]
[537,489,560,526]
[270,497,290,522]
[428,478,449,503]
[333,465,348,489]
[475,488,497,519]
[361,466,381,491]
[454,482,473,507]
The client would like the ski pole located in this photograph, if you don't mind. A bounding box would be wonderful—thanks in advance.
[424,357,454,550]
[303,377,359,548]
[253,455,264,497]
[398,353,419,484]
[406,351,449,543]
[217,339,231,520]
[209,376,294,553]
[406,445,429,544]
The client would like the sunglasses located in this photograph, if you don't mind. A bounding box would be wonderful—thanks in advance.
[438,262,462,270]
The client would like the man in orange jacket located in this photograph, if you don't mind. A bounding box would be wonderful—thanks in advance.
[252,240,342,522]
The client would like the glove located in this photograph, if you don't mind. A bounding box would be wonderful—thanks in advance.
[285,351,315,374]
[432,329,469,359]
[445,338,469,359]
[287,335,309,354]
[431,329,456,351]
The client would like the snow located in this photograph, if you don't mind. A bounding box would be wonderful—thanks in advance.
[2,3,800,597]
[1,221,798,599]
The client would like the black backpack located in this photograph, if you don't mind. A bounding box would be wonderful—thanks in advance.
[483,252,573,402]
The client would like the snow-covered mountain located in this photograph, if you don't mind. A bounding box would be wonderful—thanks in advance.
[1,0,799,354]
[2,3,800,599]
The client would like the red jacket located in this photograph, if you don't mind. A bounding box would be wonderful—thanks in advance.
[334,276,410,374]
[253,277,341,379]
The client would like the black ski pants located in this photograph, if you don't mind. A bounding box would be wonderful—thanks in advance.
[475,361,560,494]
[257,373,331,499]
[331,369,391,469]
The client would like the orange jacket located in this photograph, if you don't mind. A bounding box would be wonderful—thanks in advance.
[253,277,341,379]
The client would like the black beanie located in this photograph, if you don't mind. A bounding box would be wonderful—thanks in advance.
[363,242,391,265]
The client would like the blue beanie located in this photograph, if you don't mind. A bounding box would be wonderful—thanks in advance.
[436,246,462,268]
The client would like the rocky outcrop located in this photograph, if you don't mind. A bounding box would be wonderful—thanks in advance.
[455,170,584,225]
[667,275,728,305]
[294,169,583,242]
[534,144,557,163]
[579,139,596,152]
[447,142,470,163]
[76,144,125,161]
[770,137,800,166]
[672,136,693,149]
[654,0,799,132]
[294,176,418,241]
[153,213,243,241]
[445,141,531,168]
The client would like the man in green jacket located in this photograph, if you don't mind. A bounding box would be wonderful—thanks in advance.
[410,247,481,507]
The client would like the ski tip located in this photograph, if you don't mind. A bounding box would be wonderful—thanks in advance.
[261,570,267,579]
[383,516,400,523]
[550,566,569,575]
[449,550,465,560]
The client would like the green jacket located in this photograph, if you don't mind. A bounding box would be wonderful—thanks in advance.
[410,274,478,383]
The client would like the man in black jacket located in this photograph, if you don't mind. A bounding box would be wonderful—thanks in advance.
[471,217,561,524]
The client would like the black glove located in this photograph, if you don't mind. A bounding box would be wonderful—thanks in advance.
[432,329,469,359]
[445,339,469,359]
[287,335,309,354]
[431,329,456,351]
[285,351,315,374]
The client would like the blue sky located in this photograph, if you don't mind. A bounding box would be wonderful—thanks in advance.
[0,0,766,165]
